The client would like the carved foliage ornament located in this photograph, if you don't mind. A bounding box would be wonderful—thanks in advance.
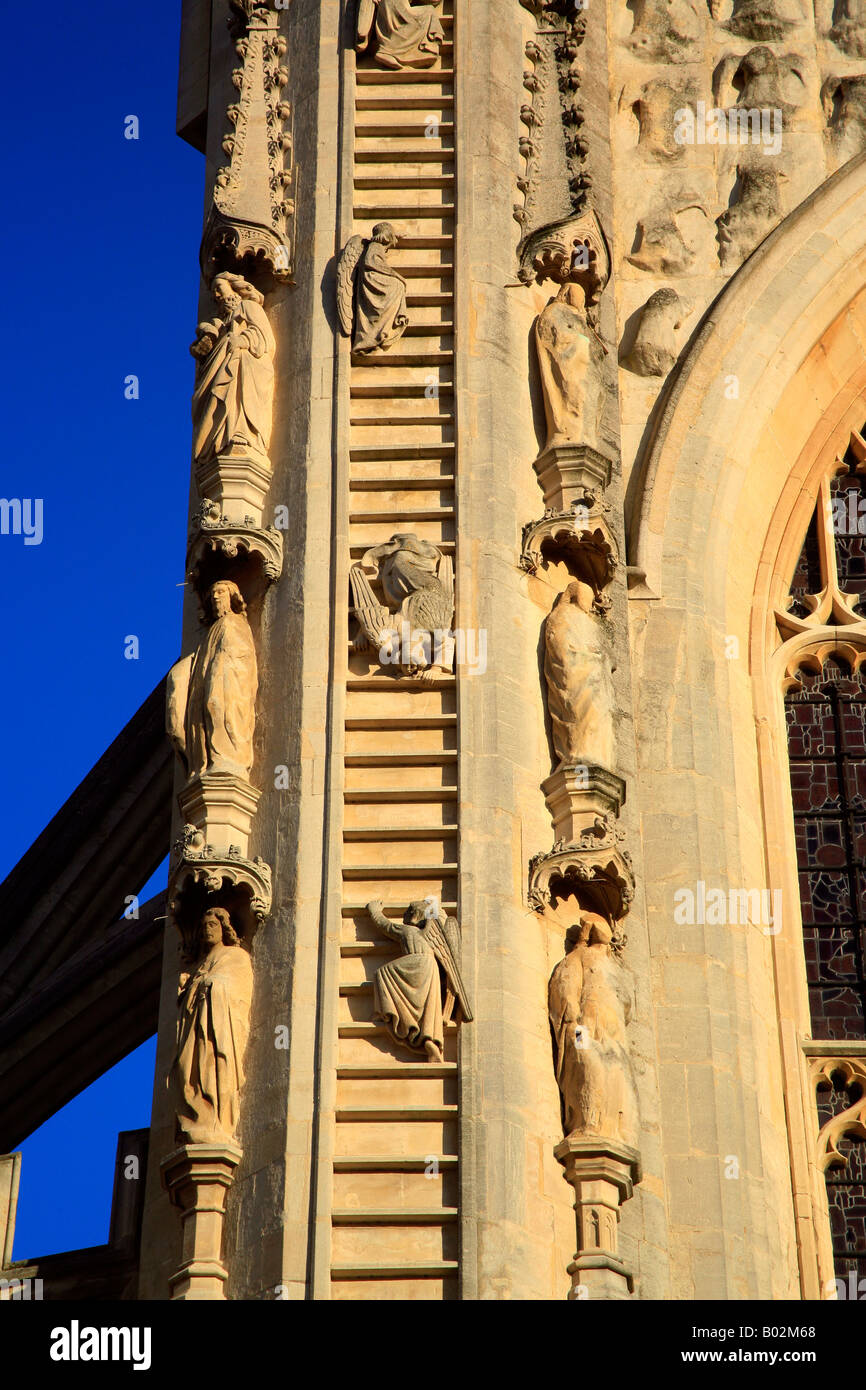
[516,5,592,282]
[202,2,295,287]
[811,1056,866,1172]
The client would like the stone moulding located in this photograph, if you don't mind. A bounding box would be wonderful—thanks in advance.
[187,500,284,597]
[520,506,618,599]
[169,825,272,946]
[528,835,635,921]
[195,444,274,532]
[160,1142,243,1301]
[541,770,627,846]
[201,2,295,289]
[810,1054,866,1171]
[555,1136,642,1299]
[177,773,262,865]
[516,3,593,284]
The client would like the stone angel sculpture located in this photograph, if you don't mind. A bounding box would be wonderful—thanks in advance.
[166,579,258,783]
[350,532,454,679]
[548,911,639,1149]
[172,907,254,1146]
[366,899,473,1061]
[190,272,275,465]
[356,0,445,70]
[337,222,409,354]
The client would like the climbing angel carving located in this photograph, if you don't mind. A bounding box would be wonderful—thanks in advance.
[350,532,455,679]
[366,898,473,1062]
[337,222,409,353]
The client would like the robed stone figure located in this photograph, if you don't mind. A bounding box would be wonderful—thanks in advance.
[356,0,445,69]
[548,913,639,1149]
[167,579,258,782]
[172,908,254,1146]
[366,899,472,1061]
[191,271,275,463]
[543,580,615,771]
[534,272,606,455]
[337,223,409,354]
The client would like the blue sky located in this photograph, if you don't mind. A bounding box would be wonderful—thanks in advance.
[3,2,202,1256]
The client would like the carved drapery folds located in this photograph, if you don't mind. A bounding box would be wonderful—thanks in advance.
[350,532,455,679]
[365,900,473,1061]
[356,0,445,70]
[200,1,295,289]
[517,5,642,1297]
[337,223,410,354]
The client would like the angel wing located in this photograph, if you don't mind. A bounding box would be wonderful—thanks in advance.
[356,0,377,49]
[424,913,474,1024]
[350,562,392,651]
[337,234,365,337]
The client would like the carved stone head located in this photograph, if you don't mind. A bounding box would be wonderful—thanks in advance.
[197,906,241,954]
[209,579,247,620]
[371,222,399,249]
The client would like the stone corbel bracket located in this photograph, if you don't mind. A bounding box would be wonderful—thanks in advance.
[520,503,618,603]
[187,500,284,601]
[169,825,272,947]
[201,1,295,290]
[516,2,589,270]
[529,818,635,921]
[555,1136,642,1299]
[161,1142,243,1301]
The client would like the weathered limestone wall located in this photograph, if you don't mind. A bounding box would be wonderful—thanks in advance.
[626,158,866,1296]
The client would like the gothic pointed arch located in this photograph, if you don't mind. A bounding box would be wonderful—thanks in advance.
[626,151,866,1299]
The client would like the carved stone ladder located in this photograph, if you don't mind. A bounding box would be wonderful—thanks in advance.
[331,0,462,1301]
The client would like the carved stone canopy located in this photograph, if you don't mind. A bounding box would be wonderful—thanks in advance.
[520,507,617,598]
[520,210,612,299]
[516,11,596,284]
[529,834,635,922]
[169,824,272,951]
[201,4,295,290]
[187,499,283,605]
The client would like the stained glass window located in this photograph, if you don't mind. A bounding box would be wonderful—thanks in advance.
[785,660,866,1041]
[782,427,866,1283]
[816,1073,866,1285]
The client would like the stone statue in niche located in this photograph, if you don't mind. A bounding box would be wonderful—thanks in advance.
[543,580,615,771]
[627,0,702,63]
[621,288,685,377]
[191,273,275,465]
[723,0,802,41]
[830,0,866,58]
[821,75,866,163]
[534,246,607,457]
[337,223,409,354]
[366,899,473,1061]
[713,46,803,122]
[350,533,454,679]
[167,579,258,782]
[717,163,786,268]
[356,0,445,69]
[548,911,639,1148]
[172,907,254,1145]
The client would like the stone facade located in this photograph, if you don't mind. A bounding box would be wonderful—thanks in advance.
[3,0,866,1302]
